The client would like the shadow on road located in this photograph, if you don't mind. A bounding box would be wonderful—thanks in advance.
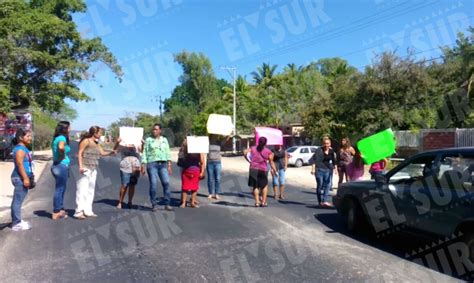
[212,201,252,207]
[221,192,254,199]
[34,209,76,219]
[306,204,336,210]
[34,210,52,219]
[95,198,151,211]
[0,222,10,230]
[278,200,308,206]
[315,213,470,280]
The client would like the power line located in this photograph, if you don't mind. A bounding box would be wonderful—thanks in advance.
[355,42,474,70]
[239,0,439,64]
[335,15,474,63]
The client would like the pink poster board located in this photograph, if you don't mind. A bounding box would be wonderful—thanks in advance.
[254,127,283,145]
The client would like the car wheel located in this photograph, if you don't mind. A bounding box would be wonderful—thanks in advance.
[295,159,303,168]
[345,198,363,233]
[462,232,474,263]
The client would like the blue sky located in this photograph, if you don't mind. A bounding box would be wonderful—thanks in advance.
[71,0,474,130]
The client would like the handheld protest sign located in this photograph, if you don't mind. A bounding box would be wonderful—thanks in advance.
[119,127,144,147]
[254,127,283,145]
[356,128,396,164]
[207,114,233,136]
[187,136,210,153]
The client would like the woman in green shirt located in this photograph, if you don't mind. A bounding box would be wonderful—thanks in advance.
[50,121,71,220]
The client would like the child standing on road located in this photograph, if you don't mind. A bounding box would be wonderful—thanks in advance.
[10,129,34,231]
[271,145,288,199]
[113,138,141,209]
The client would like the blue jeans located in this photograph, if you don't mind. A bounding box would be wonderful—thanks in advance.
[272,168,286,187]
[11,174,29,225]
[147,162,171,206]
[51,163,69,213]
[329,169,333,191]
[207,161,222,195]
[316,169,331,204]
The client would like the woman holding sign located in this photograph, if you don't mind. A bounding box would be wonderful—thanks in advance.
[177,138,206,208]
[244,137,277,207]
[75,126,115,219]
[207,134,231,200]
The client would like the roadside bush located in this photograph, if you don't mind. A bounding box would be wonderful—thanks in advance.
[33,123,53,150]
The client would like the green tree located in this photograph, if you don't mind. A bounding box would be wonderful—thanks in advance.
[0,0,122,113]
[251,62,278,89]
[173,51,218,111]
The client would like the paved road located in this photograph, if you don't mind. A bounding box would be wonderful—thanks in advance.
[0,143,459,282]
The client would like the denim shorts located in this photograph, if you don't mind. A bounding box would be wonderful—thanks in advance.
[120,171,139,186]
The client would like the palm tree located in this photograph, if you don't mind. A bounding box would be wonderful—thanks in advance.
[251,63,278,87]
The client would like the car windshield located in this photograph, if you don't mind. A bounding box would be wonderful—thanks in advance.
[390,156,435,181]
[287,147,297,153]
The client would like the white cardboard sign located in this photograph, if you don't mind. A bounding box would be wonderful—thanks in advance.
[187,136,209,153]
[119,127,144,147]
[206,114,233,136]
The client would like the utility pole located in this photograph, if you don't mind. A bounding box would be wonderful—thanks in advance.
[151,95,164,122]
[159,95,163,122]
[221,66,237,155]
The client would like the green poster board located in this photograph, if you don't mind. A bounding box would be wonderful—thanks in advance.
[357,128,396,165]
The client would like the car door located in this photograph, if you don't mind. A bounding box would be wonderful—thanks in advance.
[424,153,474,236]
[383,155,438,232]
[300,147,311,164]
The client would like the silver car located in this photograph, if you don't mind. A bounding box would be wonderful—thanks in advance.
[287,146,319,167]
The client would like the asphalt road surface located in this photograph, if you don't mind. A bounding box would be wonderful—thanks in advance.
[0,143,460,282]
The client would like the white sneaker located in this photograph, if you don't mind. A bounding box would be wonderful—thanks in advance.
[11,221,31,231]
[21,220,31,229]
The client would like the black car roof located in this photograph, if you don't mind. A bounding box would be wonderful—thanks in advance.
[415,147,474,157]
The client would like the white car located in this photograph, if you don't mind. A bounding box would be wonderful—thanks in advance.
[287,146,319,167]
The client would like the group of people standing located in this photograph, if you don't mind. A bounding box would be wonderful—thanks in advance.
[8,123,231,231]
[9,121,386,231]
[310,136,387,207]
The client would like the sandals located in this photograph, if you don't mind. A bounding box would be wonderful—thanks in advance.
[74,212,86,220]
[261,202,268,207]
[52,210,68,220]
[190,203,200,208]
[255,203,261,207]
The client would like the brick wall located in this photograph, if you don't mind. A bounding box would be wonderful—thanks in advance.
[422,131,455,150]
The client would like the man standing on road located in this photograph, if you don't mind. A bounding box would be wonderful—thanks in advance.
[141,123,173,211]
